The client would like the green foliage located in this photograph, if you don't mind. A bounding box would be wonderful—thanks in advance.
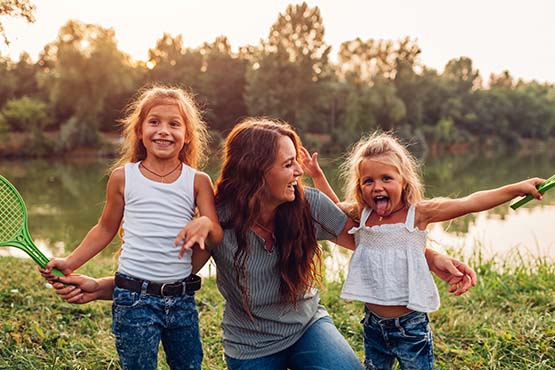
[146,33,204,90]
[244,2,331,132]
[0,95,53,157]
[0,55,17,107]
[1,95,48,132]
[38,20,135,139]
[199,37,248,132]
[1,3,555,158]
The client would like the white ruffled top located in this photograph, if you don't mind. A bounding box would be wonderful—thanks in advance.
[340,204,440,313]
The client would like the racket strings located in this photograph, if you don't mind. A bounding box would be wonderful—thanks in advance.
[0,184,24,242]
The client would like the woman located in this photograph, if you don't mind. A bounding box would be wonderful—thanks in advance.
[44,118,476,370]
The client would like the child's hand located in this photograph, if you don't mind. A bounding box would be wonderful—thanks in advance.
[44,257,73,276]
[299,147,324,179]
[427,252,477,295]
[512,177,545,199]
[174,216,212,257]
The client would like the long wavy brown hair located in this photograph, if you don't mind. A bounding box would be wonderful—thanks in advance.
[215,118,320,313]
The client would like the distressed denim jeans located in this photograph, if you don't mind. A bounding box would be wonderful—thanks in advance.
[225,315,364,370]
[362,308,434,370]
[112,276,203,370]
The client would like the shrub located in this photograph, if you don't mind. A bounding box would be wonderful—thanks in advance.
[0,96,49,132]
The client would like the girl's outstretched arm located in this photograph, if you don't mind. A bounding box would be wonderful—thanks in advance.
[45,168,125,275]
[300,147,340,203]
[416,177,544,227]
[174,171,223,256]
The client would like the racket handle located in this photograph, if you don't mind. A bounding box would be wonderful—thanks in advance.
[510,194,533,210]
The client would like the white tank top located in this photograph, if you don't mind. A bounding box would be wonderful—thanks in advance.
[340,204,440,312]
[118,162,196,283]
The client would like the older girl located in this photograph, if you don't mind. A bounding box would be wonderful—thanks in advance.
[45,86,223,370]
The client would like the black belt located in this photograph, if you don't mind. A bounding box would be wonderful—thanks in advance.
[115,273,201,297]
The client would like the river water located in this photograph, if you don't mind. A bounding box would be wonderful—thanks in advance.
[1,150,554,279]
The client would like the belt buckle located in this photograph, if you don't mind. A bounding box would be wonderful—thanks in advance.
[160,283,170,297]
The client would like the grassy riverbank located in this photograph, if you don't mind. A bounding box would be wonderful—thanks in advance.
[1,254,554,369]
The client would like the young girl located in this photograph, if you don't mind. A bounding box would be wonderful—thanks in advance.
[44,86,223,370]
[301,133,543,370]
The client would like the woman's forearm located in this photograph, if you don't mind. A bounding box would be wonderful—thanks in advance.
[95,277,116,300]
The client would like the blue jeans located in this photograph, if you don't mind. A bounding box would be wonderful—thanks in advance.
[225,316,363,370]
[112,276,203,370]
[362,308,434,370]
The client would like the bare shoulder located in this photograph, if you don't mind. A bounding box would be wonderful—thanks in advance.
[194,171,214,192]
[106,166,125,195]
[110,166,125,179]
[109,166,125,184]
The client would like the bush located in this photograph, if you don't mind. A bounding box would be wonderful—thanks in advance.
[0,96,49,132]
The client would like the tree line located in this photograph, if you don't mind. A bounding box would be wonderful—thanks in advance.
[1,2,554,157]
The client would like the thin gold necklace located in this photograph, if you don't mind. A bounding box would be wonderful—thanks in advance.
[140,162,181,183]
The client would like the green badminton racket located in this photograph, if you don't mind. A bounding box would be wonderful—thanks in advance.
[510,173,555,210]
[0,175,63,276]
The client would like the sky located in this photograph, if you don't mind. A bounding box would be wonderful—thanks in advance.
[1,0,554,83]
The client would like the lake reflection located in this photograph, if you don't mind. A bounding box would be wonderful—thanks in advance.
[1,152,554,279]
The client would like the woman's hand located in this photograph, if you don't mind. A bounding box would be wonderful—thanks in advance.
[425,250,477,295]
[40,267,113,304]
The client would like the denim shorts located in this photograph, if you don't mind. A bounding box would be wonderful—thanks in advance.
[361,308,434,370]
[225,316,363,370]
[112,274,203,370]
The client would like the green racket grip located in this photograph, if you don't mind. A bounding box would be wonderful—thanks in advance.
[510,194,535,210]
[510,174,555,210]
[51,267,65,277]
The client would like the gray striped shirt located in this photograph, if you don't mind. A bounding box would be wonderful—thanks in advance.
[211,187,348,359]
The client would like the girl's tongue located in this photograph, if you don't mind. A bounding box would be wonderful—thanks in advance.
[375,198,389,216]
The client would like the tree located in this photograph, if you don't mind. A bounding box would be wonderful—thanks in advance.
[244,2,331,132]
[12,52,41,100]
[199,36,248,132]
[337,38,394,84]
[393,37,423,127]
[0,0,35,45]
[146,33,203,91]
[39,20,135,147]
[442,57,481,94]
[338,37,422,129]
[440,57,481,136]
[0,55,16,107]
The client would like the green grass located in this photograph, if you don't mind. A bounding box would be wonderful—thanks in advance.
[1,254,554,369]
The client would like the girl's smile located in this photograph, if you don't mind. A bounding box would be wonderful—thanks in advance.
[359,158,406,218]
[140,104,187,160]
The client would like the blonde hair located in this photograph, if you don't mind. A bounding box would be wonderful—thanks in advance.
[341,132,424,216]
[112,85,208,170]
